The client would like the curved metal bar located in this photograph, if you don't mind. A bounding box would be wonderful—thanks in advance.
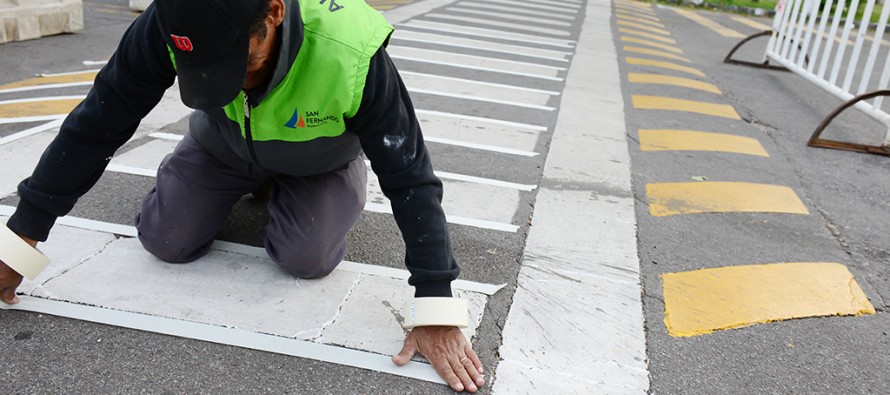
[808,89,890,156]
[724,30,789,71]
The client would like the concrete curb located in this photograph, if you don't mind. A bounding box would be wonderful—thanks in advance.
[0,0,83,44]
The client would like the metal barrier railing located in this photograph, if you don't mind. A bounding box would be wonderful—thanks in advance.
[725,0,890,155]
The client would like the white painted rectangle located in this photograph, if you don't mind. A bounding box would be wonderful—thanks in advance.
[416,111,542,153]
[444,7,573,27]
[398,20,576,48]
[424,14,572,37]
[387,45,563,79]
[392,30,570,61]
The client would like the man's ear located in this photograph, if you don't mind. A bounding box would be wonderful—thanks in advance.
[270,0,286,27]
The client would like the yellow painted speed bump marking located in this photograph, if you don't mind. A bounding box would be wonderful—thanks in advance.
[0,71,97,90]
[617,20,671,36]
[615,14,666,29]
[621,36,684,54]
[673,8,746,38]
[624,47,691,62]
[0,98,82,118]
[626,58,704,77]
[616,10,661,22]
[646,182,809,216]
[615,1,653,11]
[730,15,772,31]
[632,95,740,119]
[628,73,720,93]
[619,28,677,44]
[662,262,876,337]
[639,129,769,156]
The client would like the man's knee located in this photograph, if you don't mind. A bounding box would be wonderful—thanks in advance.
[267,240,343,279]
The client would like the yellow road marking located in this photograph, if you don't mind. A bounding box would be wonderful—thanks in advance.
[0,70,97,90]
[620,36,684,54]
[624,46,690,62]
[673,8,746,38]
[645,181,808,216]
[615,14,666,29]
[632,95,740,119]
[615,4,656,16]
[628,73,720,93]
[617,20,671,36]
[619,28,677,44]
[0,98,82,118]
[662,262,876,337]
[730,15,772,31]
[615,0,654,12]
[626,57,704,77]
[639,129,769,156]
[615,10,661,22]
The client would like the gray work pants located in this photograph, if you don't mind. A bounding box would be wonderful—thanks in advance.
[134,134,367,278]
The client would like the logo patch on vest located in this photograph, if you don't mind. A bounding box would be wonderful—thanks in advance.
[285,108,340,129]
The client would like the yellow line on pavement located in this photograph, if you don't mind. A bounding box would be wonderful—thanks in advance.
[0,98,82,118]
[619,28,677,44]
[639,129,769,156]
[632,95,740,119]
[626,58,704,77]
[617,20,671,36]
[645,181,808,216]
[615,0,654,12]
[624,46,690,62]
[673,8,746,38]
[621,36,684,54]
[729,15,772,31]
[0,70,97,90]
[662,262,876,337]
[628,73,720,93]
[616,10,661,22]
[615,13,666,29]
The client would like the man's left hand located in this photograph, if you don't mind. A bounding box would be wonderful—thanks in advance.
[392,326,485,393]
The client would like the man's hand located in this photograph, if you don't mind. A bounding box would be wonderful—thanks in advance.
[0,235,36,304]
[392,326,485,393]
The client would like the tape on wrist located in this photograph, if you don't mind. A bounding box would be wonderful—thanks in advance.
[401,297,469,329]
[0,224,49,280]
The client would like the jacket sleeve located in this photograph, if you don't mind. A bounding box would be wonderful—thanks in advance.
[347,47,460,298]
[7,5,176,242]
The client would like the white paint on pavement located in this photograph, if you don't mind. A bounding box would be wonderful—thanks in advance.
[444,7,574,27]
[132,83,192,140]
[476,0,580,15]
[388,45,564,80]
[398,20,576,48]
[392,30,570,61]
[453,2,577,21]
[492,0,650,392]
[0,118,63,146]
[424,14,572,37]
[0,132,57,197]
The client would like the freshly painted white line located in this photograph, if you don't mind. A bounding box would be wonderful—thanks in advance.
[390,46,566,71]
[0,119,63,146]
[424,14,573,37]
[398,20,576,48]
[424,136,539,156]
[415,109,547,131]
[1,296,445,384]
[0,133,57,197]
[478,0,579,15]
[148,132,184,141]
[390,54,564,81]
[492,0,650,392]
[401,71,562,95]
[454,2,577,21]
[432,170,537,191]
[106,163,156,177]
[36,68,102,77]
[0,115,65,124]
[525,0,583,9]
[445,7,573,27]
[388,46,564,79]
[0,95,85,106]
[0,81,93,94]
[364,202,519,232]
[408,88,555,111]
[392,31,569,61]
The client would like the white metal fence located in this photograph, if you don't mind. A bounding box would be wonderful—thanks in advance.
[761,0,890,151]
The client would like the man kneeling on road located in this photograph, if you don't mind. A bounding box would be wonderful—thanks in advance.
[0,0,484,391]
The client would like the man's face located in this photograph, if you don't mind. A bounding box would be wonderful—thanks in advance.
[242,28,277,90]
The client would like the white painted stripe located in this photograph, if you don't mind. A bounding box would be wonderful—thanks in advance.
[0,206,142,236]
[416,111,543,153]
[408,87,555,110]
[36,68,102,77]
[524,0,583,9]
[0,119,63,146]
[401,71,561,95]
[211,240,506,295]
[0,115,64,124]
[424,136,539,156]
[445,7,573,27]
[105,163,156,177]
[388,46,564,80]
[415,109,547,131]
[392,31,570,61]
[364,202,519,232]
[148,132,185,141]
[390,46,565,72]
[432,170,537,191]
[0,81,93,94]
[455,2,577,21]
[0,95,86,105]
[390,54,564,81]
[424,14,572,37]
[399,20,576,48]
[1,296,445,384]
[478,0,579,15]
[82,60,108,66]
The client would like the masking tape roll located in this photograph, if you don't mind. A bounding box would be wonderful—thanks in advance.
[0,224,49,280]
[402,297,469,329]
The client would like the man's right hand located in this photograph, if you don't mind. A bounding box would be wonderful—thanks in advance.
[0,235,36,304]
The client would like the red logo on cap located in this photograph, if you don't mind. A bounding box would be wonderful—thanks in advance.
[171,35,193,52]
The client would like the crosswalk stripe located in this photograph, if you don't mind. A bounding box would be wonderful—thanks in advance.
[638,129,769,156]
[388,46,564,79]
[672,8,746,38]
[646,182,809,216]
[399,20,576,48]
[392,30,570,61]
[617,20,671,36]
[0,69,97,91]
[632,95,740,119]
[624,46,691,62]
[424,14,572,37]
[626,57,705,77]
[477,0,579,15]
[401,71,558,105]
[455,2,577,21]
[619,27,677,44]
[662,262,876,337]
[628,73,721,93]
[445,6,573,27]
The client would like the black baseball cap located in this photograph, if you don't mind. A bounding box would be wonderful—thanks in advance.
[154,0,265,109]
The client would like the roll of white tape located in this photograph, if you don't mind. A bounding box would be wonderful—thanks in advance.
[402,297,469,329]
[0,224,49,280]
